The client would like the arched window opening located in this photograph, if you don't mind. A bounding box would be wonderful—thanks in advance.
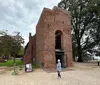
[55,30,62,49]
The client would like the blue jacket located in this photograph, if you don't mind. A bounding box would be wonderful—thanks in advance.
[57,63,61,71]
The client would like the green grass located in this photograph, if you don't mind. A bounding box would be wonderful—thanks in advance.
[32,64,40,69]
[0,59,23,67]
[0,59,40,71]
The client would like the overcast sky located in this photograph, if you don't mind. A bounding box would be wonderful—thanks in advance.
[0,0,61,46]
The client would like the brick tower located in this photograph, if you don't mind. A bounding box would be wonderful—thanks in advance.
[36,7,73,68]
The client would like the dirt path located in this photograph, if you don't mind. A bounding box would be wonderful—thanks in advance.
[0,62,100,85]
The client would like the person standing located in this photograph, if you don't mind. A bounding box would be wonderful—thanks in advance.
[57,59,62,79]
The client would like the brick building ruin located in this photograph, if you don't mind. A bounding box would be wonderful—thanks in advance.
[23,7,73,68]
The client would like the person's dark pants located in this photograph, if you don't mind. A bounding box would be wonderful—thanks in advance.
[97,62,100,66]
[57,71,61,78]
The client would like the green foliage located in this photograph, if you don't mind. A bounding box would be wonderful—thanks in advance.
[58,0,100,62]
[0,30,24,57]
[32,64,40,69]
[17,47,24,57]
[0,59,23,67]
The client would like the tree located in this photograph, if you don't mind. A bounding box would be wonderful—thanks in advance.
[58,0,100,62]
[17,47,24,58]
[0,30,24,58]
[10,32,24,57]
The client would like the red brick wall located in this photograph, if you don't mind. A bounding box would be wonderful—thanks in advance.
[32,35,36,60]
[36,11,45,65]
[23,33,35,64]
[23,7,73,68]
[36,7,73,68]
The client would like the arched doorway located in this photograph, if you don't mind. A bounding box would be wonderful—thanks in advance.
[55,30,64,67]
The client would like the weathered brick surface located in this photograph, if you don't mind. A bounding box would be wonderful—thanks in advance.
[36,7,73,68]
[24,7,73,68]
[23,33,36,64]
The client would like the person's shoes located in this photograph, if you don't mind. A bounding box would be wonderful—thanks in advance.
[58,77,60,80]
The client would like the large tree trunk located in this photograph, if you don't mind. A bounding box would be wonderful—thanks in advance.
[77,56,83,62]
[77,42,83,62]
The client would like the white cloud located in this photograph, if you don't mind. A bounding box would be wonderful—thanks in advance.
[0,0,61,46]
[23,36,29,46]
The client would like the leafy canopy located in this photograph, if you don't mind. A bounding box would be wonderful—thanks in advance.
[0,30,24,57]
[58,0,100,61]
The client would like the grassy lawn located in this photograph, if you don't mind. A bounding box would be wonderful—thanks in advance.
[0,59,40,71]
[0,59,23,67]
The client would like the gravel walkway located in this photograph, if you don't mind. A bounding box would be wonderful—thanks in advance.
[0,62,100,85]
